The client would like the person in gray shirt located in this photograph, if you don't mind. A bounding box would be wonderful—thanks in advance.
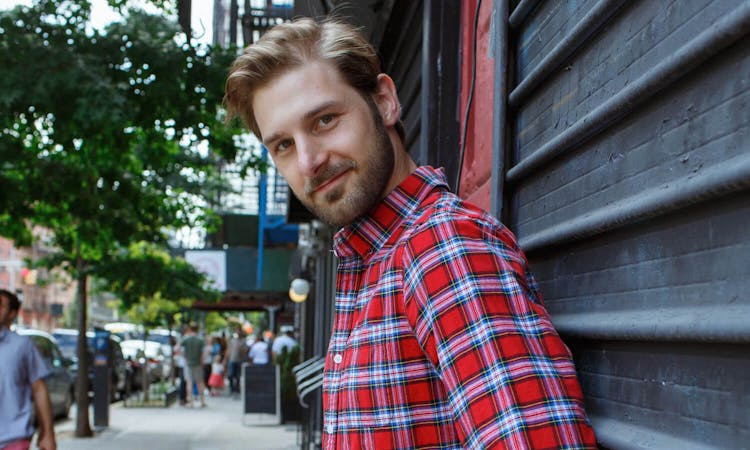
[0,289,56,450]
[181,323,206,407]
[223,329,247,398]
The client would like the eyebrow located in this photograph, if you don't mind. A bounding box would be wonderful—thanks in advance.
[262,100,340,148]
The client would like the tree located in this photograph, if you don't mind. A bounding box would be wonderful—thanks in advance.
[204,311,228,333]
[99,241,220,398]
[0,1,252,436]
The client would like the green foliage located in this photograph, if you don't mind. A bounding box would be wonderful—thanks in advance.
[0,0,255,432]
[0,0,255,258]
[275,345,301,422]
[99,241,220,327]
[106,0,176,15]
[0,0,254,299]
[204,311,228,333]
[275,346,300,397]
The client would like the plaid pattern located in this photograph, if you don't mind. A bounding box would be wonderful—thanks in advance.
[324,166,596,449]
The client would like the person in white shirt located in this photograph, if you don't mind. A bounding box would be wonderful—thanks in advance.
[247,332,270,365]
[271,326,298,362]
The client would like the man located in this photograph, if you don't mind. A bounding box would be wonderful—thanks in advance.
[0,290,56,450]
[271,325,298,362]
[225,18,596,449]
[222,329,247,397]
[180,323,206,407]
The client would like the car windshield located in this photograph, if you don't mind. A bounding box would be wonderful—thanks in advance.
[52,333,78,358]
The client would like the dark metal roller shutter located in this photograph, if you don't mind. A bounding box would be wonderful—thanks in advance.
[502,1,750,448]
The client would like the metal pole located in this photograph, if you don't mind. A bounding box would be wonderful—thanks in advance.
[256,146,268,290]
[491,0,509,219]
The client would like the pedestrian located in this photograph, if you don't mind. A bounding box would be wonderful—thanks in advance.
[247,331,270,365]
[172,333,188,406]
[271,325,298,363]
[181,323,206,407]
[207,355,225,396]
[0,289,56,450]
[222,329,247,398]
[201,336,214,390]
[224,18,597,448]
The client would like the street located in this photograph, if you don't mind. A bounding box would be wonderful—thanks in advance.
[54,395,299,450]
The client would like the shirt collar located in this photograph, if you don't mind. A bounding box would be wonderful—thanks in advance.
[0,327,9,342]
[333,166,449,260]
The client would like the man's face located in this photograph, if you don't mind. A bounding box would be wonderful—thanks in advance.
[253,60,395,228]
[0,295,17,329]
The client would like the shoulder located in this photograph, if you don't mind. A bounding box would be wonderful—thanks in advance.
[1,331,19,358]
[2,332,47,375]
[6,330,36,352]
[399,191,521,263]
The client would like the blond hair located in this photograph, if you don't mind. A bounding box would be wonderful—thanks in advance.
[224,17,405,142]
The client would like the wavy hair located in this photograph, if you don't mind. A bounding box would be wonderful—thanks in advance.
[224,17,405,143]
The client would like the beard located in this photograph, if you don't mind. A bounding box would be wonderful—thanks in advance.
[296,105,395,229]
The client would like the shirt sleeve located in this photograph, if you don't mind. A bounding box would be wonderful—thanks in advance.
[25,339,50,384]
[401,216,596,449]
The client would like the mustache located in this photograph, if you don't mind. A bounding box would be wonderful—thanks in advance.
[305,160,357,195]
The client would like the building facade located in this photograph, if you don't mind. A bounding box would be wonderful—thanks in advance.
[291,0,750,448]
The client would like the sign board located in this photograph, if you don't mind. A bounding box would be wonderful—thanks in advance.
[242,364,279,424]
[184,250,226,291]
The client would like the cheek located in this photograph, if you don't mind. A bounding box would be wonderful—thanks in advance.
[274,161,304,192]
[328,121,371,156]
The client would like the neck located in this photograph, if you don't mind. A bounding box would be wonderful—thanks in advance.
[385,133,418,195]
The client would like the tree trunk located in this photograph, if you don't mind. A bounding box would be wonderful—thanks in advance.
[74,260,93,437]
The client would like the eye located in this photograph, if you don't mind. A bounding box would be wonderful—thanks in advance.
[318,114,334,127]
[276,139,293,153]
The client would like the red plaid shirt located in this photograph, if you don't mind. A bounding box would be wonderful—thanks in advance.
[323,166,596,449]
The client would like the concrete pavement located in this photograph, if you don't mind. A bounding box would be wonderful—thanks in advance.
[53,395,300,450]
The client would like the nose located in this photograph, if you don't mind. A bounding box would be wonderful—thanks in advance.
[296,137,327,177]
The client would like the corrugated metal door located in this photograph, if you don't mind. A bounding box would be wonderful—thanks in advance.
[501,1,750,448]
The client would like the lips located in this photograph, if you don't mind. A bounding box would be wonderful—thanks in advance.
[305,161,357,196]
[314,170,348,193]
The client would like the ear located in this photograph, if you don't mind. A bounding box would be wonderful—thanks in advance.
[372,74,401,127]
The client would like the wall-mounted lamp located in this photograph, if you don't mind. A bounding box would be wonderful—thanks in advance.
[289,278,310,303]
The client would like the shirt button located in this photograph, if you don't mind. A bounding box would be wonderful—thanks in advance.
[326,424,335,434]
[333,354,343,364]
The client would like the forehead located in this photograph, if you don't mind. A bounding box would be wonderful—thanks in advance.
[252,60,362,135]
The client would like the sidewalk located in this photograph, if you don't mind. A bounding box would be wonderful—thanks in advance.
[54,395,300,450]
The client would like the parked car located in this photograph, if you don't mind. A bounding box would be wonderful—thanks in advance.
[120,339,170,387]
[16,329,75,419]
[51,328,133,401]
[103,322,141,341]
[50,328,77,360]
[133,328,176,360]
